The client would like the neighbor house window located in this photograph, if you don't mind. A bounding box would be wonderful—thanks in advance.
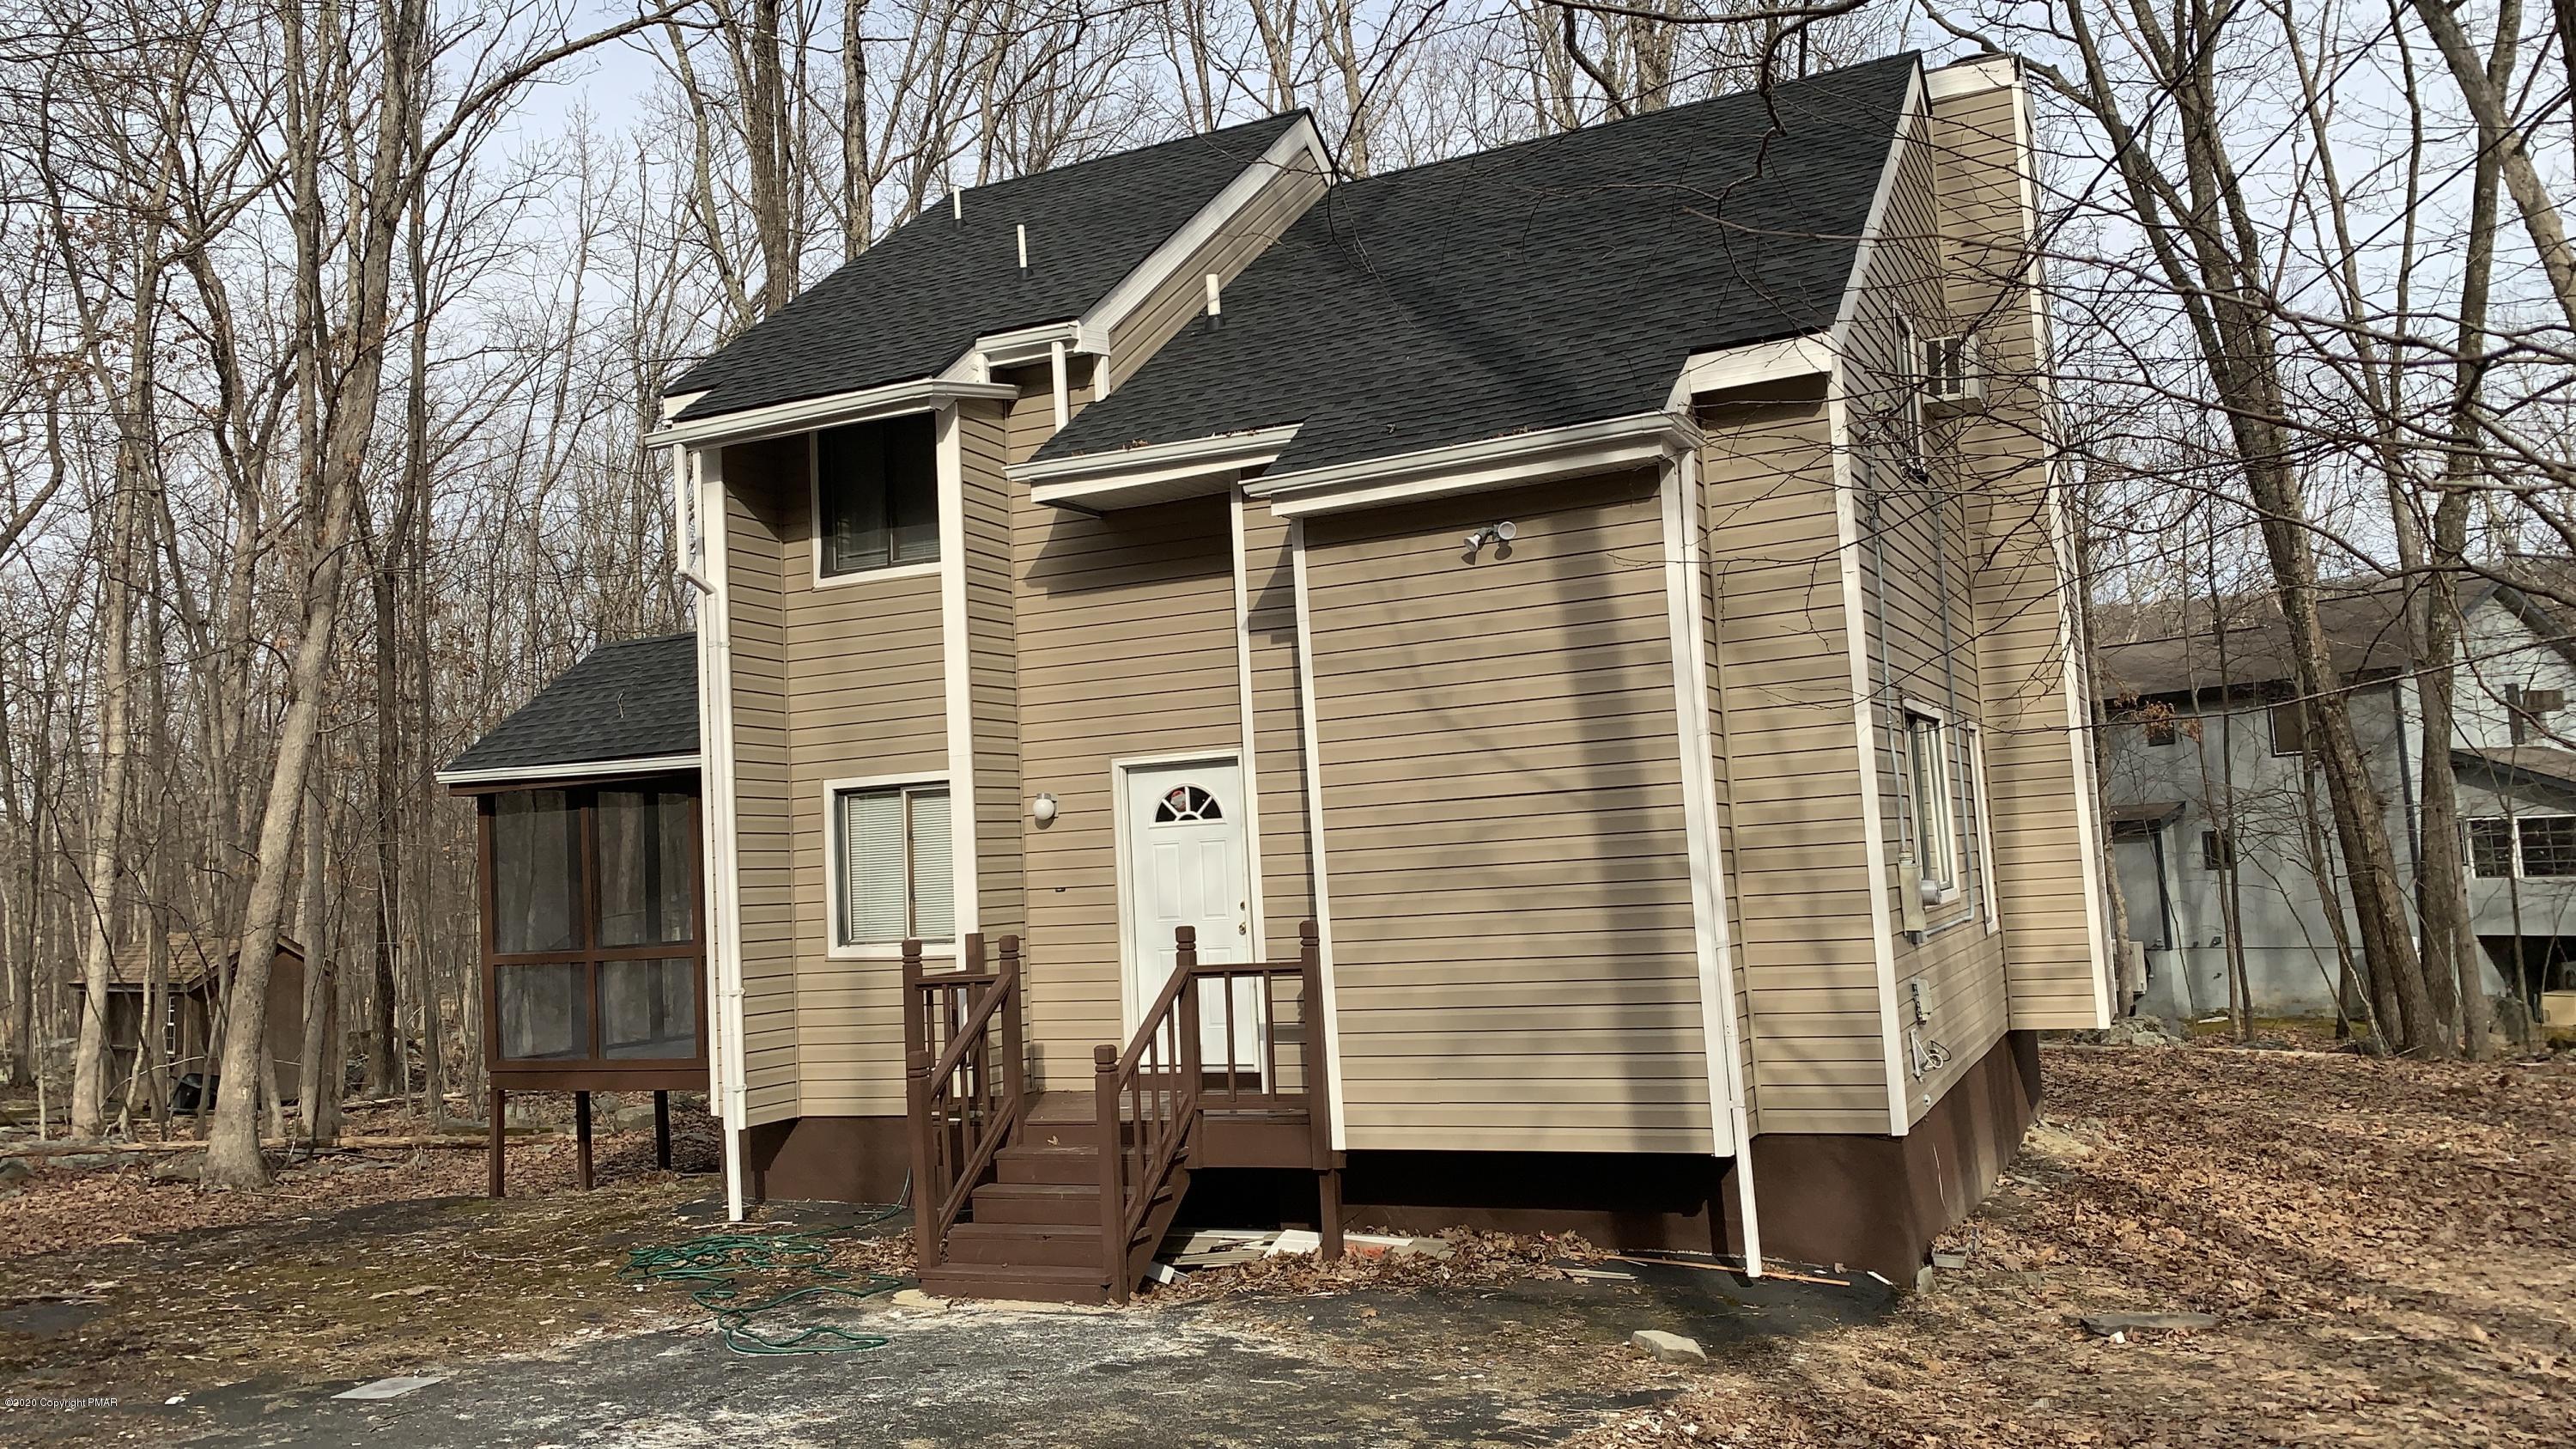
[2268,698,2306,756]
[2202,829,2235,873]
[834,782,955,947]
[1907,712,1957,897]
[2142,715,2177,747]
[816,412,939,576]
[2506,684,2566,746]
[2470,815,2576,879]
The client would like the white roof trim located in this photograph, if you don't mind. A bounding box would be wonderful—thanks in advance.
[1248,411,1702,519]
[1085,116,1331,342]
[435,752,702,787]
[1925,53,2018,101]
[1668,333,1838,408]
[645,378,1019,450]
[957,319,1110,374]
[1829,64,1927,350]
[1019,425,1299,509]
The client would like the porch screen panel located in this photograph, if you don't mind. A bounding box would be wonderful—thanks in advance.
[498,963,587,1059]
[601,957,696,1058]
[598,788,695,947]
[493,791,580,953]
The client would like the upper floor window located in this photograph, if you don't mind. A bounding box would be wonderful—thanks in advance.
[817,412,939,577]
[2267,698,2307,756]
[2506,683,2565,746]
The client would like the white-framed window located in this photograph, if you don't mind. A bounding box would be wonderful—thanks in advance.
[1963,722,2000,931]
[2467,815,2576,879]
[829,778,955,951]
[1906,709,1959,902]
[813,411,940,580]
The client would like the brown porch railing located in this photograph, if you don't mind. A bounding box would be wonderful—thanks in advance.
[903,934,1024,1271]
[1094,922,1337,1302]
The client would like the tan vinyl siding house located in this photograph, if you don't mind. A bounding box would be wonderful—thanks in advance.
[626,54,2105,1298]
[1304,473,1715,1153]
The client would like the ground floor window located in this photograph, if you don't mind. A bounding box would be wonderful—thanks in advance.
[1906,710,1959,899]
[833,780,955,948]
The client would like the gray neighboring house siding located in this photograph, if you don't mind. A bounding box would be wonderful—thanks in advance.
[2096,583,2576,1020]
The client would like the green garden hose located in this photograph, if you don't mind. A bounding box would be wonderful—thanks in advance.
[619,1200,907,1355]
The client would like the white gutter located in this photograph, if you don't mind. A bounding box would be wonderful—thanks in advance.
[644,377,1019,452]
[434,752,701,788]
[1249,411,1703,519]
[1017,425,1300,509]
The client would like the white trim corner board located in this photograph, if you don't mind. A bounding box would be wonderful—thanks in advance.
[1285,520,1347,1151]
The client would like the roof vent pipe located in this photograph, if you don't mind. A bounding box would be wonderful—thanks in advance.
[1204,271,1222,325]
[1017,223,1029,270]
[951,190,962,224]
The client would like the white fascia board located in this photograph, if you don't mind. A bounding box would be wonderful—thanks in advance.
[1827,63,1928,352]
[1018,425,1299,509]
[1084,116,1330,340]
[1925,52,2019,101]
[661,391,708,425]
[643,377,1019,450]
[434,752,702,787]
[1667,333,1837,409]
[1251,411,1702,519]
[966,319,1109,373]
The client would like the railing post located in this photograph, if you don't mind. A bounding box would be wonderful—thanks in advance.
[901,939,926,1061]
[999,936,1026,1111]
[1093,1044,1127,1304]
[907,1046,938,1269]
[1297,918,1343,1261]
[1175,927,1202,1107]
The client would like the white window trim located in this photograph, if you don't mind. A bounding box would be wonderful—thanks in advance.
[1902,699,1964,906]
[821,770,958,960]
[807,415,946,591]
[1965,722,2002,936]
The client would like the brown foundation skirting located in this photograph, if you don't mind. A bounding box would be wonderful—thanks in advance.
[742,1114,909,1205]
[1330,1030,2040,1279]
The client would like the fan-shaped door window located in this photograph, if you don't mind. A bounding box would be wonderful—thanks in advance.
[1152,784,1223,823]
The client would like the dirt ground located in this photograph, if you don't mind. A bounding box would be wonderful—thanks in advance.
[1,1044,2569,1446]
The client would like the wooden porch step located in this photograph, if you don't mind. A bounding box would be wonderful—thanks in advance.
[917,1261,1112,1306]
[969,1180,1102,1226]
[995,1143,1101,1184]
[946,1221,1108,1268]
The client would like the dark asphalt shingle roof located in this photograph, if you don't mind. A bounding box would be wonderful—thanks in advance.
[668,113,1308,421]
[1037,54,1918,477]
[444,634,699,778]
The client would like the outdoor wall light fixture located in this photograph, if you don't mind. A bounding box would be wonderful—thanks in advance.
[1461,520,1517,558]
[1030,793,1058,824]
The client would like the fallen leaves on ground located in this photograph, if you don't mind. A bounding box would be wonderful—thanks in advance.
[1573,1042,2576,1448]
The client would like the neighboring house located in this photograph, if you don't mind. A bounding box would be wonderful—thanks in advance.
[471,52,2105,1301]
[2093,568,2576,1023]
[69,932,312,1105]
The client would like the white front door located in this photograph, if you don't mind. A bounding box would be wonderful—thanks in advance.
[1122,760,1253,1056]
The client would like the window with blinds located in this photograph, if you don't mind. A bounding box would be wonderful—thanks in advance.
[835,783,954,947]
[817,413,939,575]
